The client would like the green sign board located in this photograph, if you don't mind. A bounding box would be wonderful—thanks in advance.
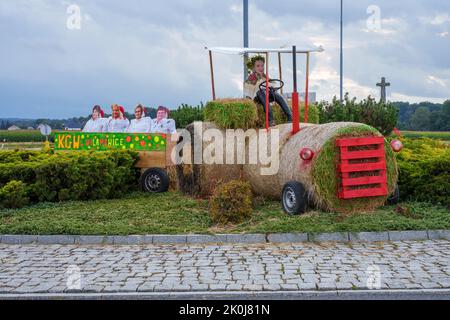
[54,132,167,151]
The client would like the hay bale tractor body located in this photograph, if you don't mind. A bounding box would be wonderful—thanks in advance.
[176,121,400,214]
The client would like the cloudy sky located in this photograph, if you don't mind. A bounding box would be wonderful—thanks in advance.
[1,0,449,118]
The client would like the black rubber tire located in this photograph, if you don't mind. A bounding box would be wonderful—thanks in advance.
[140,168,169,193]
[281,181,308,215]
[387,184,400,205]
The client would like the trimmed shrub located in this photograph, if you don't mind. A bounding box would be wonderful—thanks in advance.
[0,180,29,209]
[210,180,253,225]
[0,150,140,205]
[395,138,450,205]
[204,99,258,130]
[318,95,398,136]
[0,150,51,164]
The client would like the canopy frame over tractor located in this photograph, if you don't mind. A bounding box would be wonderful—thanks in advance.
[205,45,324,133]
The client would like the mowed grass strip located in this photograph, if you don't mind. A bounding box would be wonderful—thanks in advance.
[401,131,450,141]
[0,192,449,235]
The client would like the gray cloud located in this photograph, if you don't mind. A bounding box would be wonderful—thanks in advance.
[0,0,449,118]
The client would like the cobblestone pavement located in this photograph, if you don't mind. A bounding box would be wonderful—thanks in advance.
[0,240,449,294]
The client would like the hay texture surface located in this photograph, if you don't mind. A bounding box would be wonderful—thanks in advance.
[176,122,242,197]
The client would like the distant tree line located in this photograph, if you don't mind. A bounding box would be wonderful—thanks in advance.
[2,100,448,132]
[393,100,450,131]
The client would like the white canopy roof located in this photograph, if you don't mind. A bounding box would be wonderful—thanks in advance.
[205,46,324,55]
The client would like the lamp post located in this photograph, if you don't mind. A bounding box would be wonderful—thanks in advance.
[243,0,249,82]
[340,0,343,103]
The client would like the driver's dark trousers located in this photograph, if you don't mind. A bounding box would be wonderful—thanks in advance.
[256,90,292,123]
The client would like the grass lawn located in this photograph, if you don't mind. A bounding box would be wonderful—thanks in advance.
[0,192,448,235]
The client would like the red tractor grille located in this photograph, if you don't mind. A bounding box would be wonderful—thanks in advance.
[336,136,388,199]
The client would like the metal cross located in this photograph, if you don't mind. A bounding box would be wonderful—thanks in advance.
[376,77,390,102]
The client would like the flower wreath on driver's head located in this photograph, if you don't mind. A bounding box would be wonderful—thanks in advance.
[246,55,265,74]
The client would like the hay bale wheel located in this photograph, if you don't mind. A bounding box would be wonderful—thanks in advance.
[242,122,314,199]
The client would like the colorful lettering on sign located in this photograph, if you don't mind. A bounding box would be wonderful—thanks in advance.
[54,132,167,151]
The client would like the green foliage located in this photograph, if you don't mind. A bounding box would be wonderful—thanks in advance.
[170,103,205,129]
[204,99,258,130]
[0,180,29,209]
[210,180,253,225]
[409,107,431,131]
[395,138,450,205]
[318,94,398,136]
[0,150,140,206]
[394,99,450,131]
[0,150,46,163]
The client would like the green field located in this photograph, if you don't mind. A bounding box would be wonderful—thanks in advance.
[0,142,44,150]
[400,130,450,141]
[0,130,53,143]
[0,192,448,235]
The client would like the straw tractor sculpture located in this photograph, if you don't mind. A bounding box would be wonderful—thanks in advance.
[176,46,402,215]
[54,45,402,215]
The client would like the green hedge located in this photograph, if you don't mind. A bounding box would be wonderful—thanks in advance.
[171,103,205,129]
[0,180,29,209]
[318,95,398,136]
[0,150,140,208]
[396,138,449,205]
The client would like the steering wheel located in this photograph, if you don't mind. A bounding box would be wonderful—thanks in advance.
[259,79,284,92]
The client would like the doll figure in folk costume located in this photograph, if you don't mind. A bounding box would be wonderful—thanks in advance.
[151,106,177,134]
[83,105,108,132]
[127,104,152,133]
[106,104,130,133]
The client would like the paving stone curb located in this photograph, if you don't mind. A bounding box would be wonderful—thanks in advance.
[1,230,449,245]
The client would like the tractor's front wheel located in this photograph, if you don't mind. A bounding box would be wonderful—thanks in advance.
[140,168,169,193]
[282,181,308,215]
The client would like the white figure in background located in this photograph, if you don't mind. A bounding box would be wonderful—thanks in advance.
[106,104,130,133]
[127,104,152,133]
[151,106,176,134]
[83,105,107,132]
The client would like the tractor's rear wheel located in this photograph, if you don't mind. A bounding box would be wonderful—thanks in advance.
[282,181,308,215]
[140,168,169,193]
